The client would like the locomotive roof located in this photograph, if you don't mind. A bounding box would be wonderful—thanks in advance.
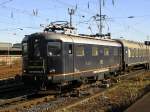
[43,32,121,47]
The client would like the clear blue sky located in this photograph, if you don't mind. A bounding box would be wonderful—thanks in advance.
[0,0,150,43]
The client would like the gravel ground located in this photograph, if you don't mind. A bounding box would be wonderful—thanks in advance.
[0,63,21,79]
[125,92,150,112]
[0,71,149,112]
[64,72,150,112]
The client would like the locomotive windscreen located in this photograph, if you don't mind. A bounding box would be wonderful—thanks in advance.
[33,39,40,57]
[22,43,28,56]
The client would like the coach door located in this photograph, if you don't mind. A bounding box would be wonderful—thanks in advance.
[64,43,74,73]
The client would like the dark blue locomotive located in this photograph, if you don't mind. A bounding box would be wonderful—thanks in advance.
[22,24,150,87]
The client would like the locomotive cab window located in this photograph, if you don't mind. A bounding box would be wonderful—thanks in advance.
[33,41,40,57]
[47,42,61,56]
[22,43,28,55]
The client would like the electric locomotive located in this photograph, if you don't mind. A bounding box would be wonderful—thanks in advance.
[22,22,122,87]
[22,21,150,88]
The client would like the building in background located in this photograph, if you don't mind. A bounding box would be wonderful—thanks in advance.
[0,42,22,65]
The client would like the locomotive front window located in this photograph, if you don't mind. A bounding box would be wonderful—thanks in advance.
[33,42,40,57]
[22,43,28,55]
[47,42,61,56]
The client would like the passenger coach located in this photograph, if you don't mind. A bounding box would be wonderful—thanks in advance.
[116,39,150,71]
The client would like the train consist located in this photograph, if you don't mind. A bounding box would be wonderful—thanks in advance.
[21,23,150,88]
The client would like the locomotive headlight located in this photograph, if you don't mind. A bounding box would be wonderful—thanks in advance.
[49,69,56,73]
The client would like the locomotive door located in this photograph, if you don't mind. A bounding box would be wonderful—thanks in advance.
[64,43,74,73]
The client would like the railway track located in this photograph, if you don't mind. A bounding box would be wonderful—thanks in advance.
[0,91,55,112]
[0,69,149,112]
[21,69,149,112]
[0,78,37,109]
[0,76,23,93]
[0,92,36,106]
[54,69,148,112]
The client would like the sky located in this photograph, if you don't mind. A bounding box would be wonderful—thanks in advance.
[0,0,150,43]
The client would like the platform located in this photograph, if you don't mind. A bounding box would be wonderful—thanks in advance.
[125,92,150,112]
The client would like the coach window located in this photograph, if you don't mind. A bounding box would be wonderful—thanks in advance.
[143,49,145,57]
[141,49,143,57]
[76,46,84,56]
[137,48,139,57]
[136,48,138,57]
[135,48,137,57]
[132,49,134,57]
[22,43,28,55]
[138,48,139,57]
[47,42,61,56]
[104,48,109,56]
[134,48,136,57]
[142,49,144,57]
[132,49,135,57]
[139,49,140,57]
[92,47,98,56]
[128,48,131,57]
[130,48,133,57]
[144,49,147,57]
[139,49,142,57]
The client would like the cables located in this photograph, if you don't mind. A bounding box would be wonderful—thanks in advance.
[0,0,13,6]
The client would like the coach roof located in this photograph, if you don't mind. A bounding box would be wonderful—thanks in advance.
[116,39,146,49]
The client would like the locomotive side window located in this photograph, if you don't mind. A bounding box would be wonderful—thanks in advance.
[104,48,109,56]
[92,47,98,56]
[99,48,103,55]
[68,44,72,54]
[47,42,61,56]
[22,43,28,55]
[114,48,118,56]
[76,46,84,56]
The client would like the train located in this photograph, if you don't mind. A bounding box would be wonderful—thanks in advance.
[21,23,150,89]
